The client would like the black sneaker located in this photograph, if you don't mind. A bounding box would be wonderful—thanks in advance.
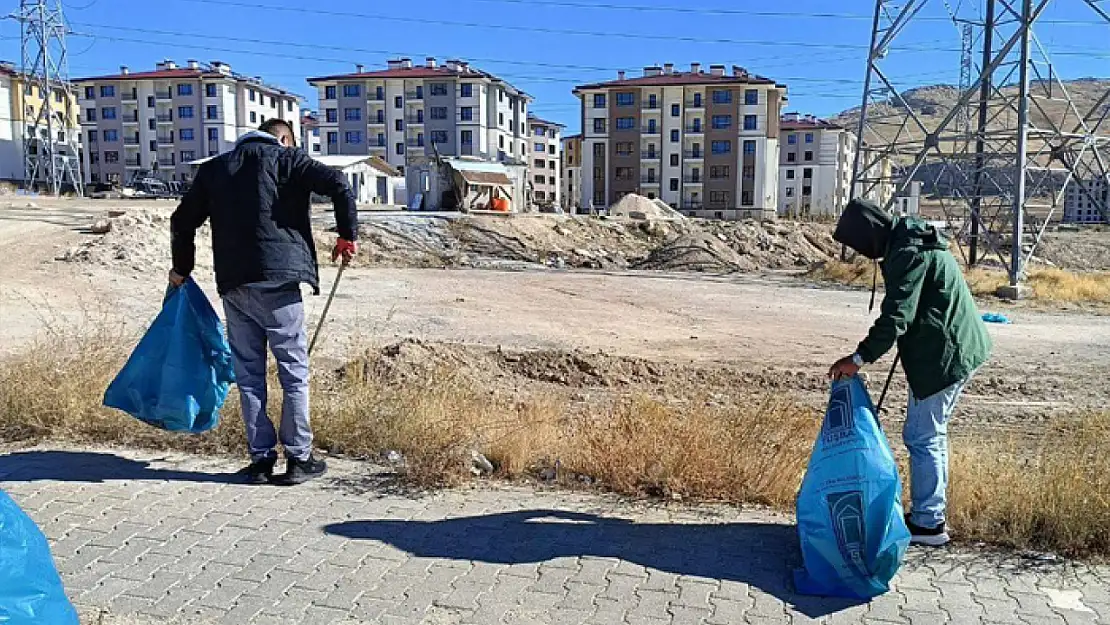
[905,514,950,547]
[239,456,277,485]
[273,454,327,486]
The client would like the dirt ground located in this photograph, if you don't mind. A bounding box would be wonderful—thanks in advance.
[1,198,1107,440]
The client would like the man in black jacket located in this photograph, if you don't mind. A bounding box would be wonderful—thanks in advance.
[170,119,358,485]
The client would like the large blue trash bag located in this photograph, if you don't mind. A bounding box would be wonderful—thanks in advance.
[0,490,80,625]
[103,278,235,433]
[794,376,911,599]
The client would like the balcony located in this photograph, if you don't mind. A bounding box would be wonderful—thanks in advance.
[683,176,703,184]
[686,125,705,135]
[685,99,705,110]
[158,158,176,168]
[642,101,661,112]
[121,90,138,102]
[368,93,386,102]
[367,139,387,148]
[641,151,661,161]
[155,90,173,101]
[640,126,661,135]
[405,116,425,125]
[156,136,174,144]
[123,137,140,146]
[683,201,704,210]
[156,114,173,123]
[405,92,423,102]
[406,139,425,148]
[640,176,661,185]
[369,117,387,126]
[122,113,139,125]
[684,150,704,159]
[124,158,141,168]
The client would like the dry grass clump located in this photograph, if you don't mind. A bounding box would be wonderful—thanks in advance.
[808,259,1110,305]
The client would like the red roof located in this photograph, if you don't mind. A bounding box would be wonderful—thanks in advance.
[74,68,210,82]
[528,115,565,128]
[781,116,844,131]
[575,70,781,92]
[308,66,477,82]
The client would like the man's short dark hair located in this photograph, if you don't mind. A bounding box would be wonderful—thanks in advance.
[259,119,295,145]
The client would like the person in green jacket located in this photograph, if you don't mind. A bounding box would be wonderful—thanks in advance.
[828,198,992,547]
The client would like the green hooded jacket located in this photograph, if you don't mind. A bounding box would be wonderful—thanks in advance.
[838,202,992,399]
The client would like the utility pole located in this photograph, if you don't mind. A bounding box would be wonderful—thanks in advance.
[969,0,996,266]
[12,0,83,196]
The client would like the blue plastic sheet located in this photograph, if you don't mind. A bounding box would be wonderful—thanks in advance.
[982,312,1012,324]
[794,377,911,599]
[104,278,235,433]
[0,490,79,625]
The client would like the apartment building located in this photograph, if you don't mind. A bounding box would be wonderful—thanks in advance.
[76,60,300,185]
[307,58,531,187]
[0,62,82,184]
[1064,177,1109,223]
[574,63,786,219]
[561,133,582,212]
[778,113,856,217]
[301,111,322,154]
[528,115,562,208]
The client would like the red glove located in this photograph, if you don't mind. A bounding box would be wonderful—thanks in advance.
[332,238,357,263]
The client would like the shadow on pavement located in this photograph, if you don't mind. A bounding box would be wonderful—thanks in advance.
[324,508,863,618]
[0,450,240,484]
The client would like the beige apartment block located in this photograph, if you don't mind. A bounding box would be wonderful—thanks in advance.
[75,60,300,185]
[528,115,562,208]
[778,113,856,218]
[574,62,787,219]
[561,133,582,212]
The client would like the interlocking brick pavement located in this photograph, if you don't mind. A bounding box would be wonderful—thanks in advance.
[2,446,1107,625]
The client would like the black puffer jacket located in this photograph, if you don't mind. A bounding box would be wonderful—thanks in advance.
[171,132,358,296]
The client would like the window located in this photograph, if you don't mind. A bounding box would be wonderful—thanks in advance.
[249,89,256,102]
[710,191,729,205]
[395,119,403,131]
[593,94,606,109]
[88,130,98,143]
[372,86,384,101]
[181,150,196,161]
[787,152,796,163]
[802,186,812,196]
[549,145,556,155]
[206,105,218,120]
[693,93,703,107]
[100,85,115,98]
[743,115,758,131]
[429,83,449,96]
[85,108,96,122]
[460,83,473,98]
[101,107,116,120]
[394,96,403,109]
[593,143,605,158]
[648,94,658,108]
[788,134,797,145]
[415,85,424,99]
[499,113,505,127]
[785,187,795,198]
[712,90,732,104]
[616,93,635,107]
[344,108,361,121]
[532,142,544,153]
[670,103,681,117]
[321,109,336,123]
[430,107,447,120]
[670,154,679,167]
[396,142,404,155]
[743,140,756,155]
[327,131,338,144]
[374,110,385,123]
[549,160,556,169]
[710,165,730,179]
[180,129,195,141]
[460,107,473,121]
[670,129,680,143]
[104,151,119,163]
[499,136,505,149]
[615,142,633,156]
[786,169,795,180]
[534,158,545,168]
[741,190,754,206]
[321,85,336,100]
[535,175,546,185]
[593,119,606,133]
[616,117,635,130]
[103,130,118,142]
[343,84,360,98]
[711,140,732,154]
[615,167,634,181]
[250,111,258,124]
[178,106,194,119]
[804,151,813,162]
[147,95,155,108]
[669,178,679,191]
[744,89,759,105]
[208,128,219,142]
[345,131,362,144]
[84,86,95,99]
[805,133,814,143]
[803,168,813,179]
[205,83,218,98]
[712,115,732,130]
[177,84,193,96]
[742,165,755,178]
[533,126,545,137]
[148,119,156,131]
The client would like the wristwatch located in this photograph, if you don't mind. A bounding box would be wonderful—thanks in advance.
[851,353,865,367]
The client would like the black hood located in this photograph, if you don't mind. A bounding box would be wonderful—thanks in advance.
[834,198,895,259]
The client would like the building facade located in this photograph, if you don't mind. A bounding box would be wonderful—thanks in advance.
[528,115,562,208]
[307,58,531,197]
[574,63,786,219]
[1064,177,1109,223]
[561,133,582,212]
[76,60,300,185]
[301,111,322,154]
[0,62,82,185]
[778,113,855,218]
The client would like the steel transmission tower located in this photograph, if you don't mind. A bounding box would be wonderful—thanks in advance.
[851,0,1110,295]
[13,0,83,196]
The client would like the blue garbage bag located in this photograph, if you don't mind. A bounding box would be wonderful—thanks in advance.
[0,489,79,625]
[794,376,911,599]
[103,278,235,433]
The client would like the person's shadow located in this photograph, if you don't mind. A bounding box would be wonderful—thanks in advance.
[0,450,239,484]
[325,508,864,618]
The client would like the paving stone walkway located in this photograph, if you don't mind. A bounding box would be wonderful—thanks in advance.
[1,447,1107,625]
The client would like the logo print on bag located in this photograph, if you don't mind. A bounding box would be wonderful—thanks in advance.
[823,383,855,445]
[827,490,869,581]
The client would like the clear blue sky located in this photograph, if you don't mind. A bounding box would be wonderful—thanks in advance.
[3,0,1109,133]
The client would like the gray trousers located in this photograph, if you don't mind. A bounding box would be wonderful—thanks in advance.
[223,285,312,462]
